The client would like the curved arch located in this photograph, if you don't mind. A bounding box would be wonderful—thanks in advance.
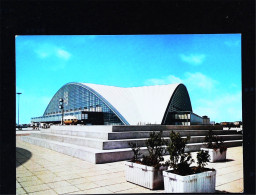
[161,84,192,124]
[43,84,66,116]
[73,83,129,125]
[43,82,129,125]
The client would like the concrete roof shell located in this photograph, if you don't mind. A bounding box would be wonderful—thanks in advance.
[77,83,182,125]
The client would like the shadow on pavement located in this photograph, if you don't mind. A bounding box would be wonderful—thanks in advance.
[16,147,32,167]
[215,189,230,193]
[213,159,235,163]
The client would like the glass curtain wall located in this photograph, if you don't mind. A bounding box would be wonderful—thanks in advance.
[36,83,124,125]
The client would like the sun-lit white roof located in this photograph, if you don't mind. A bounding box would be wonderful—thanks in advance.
[81,83,181,125]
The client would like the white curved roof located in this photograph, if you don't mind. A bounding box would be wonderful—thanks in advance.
[81,83,181,125]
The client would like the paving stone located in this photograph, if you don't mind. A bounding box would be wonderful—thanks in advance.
[16,187,27,195]
[17,176,40,183]
[54,185,80,194]
[86,174,111,182]
[23,184,50,193]
[84,187,113,194]
[75,182,99,190]
[29,189,57,195]
[66,178,91,185]
[216,179,243,193]
[16,181,21,188]
[47,180,72,189]
[96,178,126,187]
[105,182,137,192]
[16,139,244,194]
[19,179,44,187]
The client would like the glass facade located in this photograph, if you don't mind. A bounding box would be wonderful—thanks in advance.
[31,83,195,126]
[162,84,192,125]
[31,83,124,125]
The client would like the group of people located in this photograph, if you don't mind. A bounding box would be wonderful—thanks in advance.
[32,123,50,130]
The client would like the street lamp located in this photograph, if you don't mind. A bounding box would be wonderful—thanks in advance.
[59,98,64,125]
[16,92,22,129]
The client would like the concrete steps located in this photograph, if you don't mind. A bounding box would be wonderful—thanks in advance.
[28,131,242,150]
[20,125,243,164]
[40,128,238,140]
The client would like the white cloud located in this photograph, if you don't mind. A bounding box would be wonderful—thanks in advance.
[34,43,71,61]
[56,49,71,60]
[183,72,218,91]
[180,54,206,65]
[144,75,182,85]
[144,73,243,122]
[145,72,218,92]
[194,92,242,122]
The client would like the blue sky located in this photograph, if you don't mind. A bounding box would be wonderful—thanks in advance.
[16,34,241,124]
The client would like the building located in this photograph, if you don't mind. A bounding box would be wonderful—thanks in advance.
[31,82,207,125]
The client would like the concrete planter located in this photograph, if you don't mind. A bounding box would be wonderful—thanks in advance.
[163,169,216,193]
[125,161,167,189]
[201,148,227,162]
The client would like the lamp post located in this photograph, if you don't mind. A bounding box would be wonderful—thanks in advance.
[16,92,22,129]
[59,98,64,125]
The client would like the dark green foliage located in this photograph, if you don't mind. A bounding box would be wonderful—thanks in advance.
[205,130,215,149]
[197,150,210,171]
[205,130,227,154]
[129,142,141,162]
[166,131,194,175]
[129,131,167,169]
[141,131,167,169]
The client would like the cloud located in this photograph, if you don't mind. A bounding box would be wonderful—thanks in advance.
[145,72,218,91]
[56,49,71,60]
[224,40,240,47]
[183,72,218,91]
[144,73,241,122]
[180,54,206,65]
[35,45,71,61]
[144,75,182,85]
[194,92,242,122]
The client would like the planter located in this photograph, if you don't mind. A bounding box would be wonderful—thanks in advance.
[163,169,216,193]
[125,161,167,189]
[201,148,227,162]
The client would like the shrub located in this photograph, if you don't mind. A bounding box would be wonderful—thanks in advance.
[142,131,167,169]
[129,131,167,169]
[197,150,210,172]
[129,142,141,162]
[166,131,210,175]
[166,131,194,175]
[205,130,227,154]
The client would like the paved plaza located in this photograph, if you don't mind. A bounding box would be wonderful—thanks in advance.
[16,136,243,194]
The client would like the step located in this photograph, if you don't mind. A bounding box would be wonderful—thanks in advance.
[112,125,223,132]
[185,140,243,152]
[108,130,239,140]
[28,132,105,150]
[40,128,238,140]
[50,125,113,132]
[20,136,243,164]
[20,135,145,164]
[28,132,242,150]
[103,135,243,150]
[40,129,109,140]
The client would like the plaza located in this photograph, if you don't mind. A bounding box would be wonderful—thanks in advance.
[16,133,243,194]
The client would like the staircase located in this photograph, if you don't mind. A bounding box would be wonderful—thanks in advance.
[20,125,243,164]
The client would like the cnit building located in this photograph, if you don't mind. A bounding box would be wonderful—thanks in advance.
[31,82,210,126]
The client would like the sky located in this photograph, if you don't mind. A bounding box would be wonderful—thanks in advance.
[16,34,242,124]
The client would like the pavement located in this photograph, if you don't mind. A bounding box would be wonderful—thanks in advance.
[16,136,243,194]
